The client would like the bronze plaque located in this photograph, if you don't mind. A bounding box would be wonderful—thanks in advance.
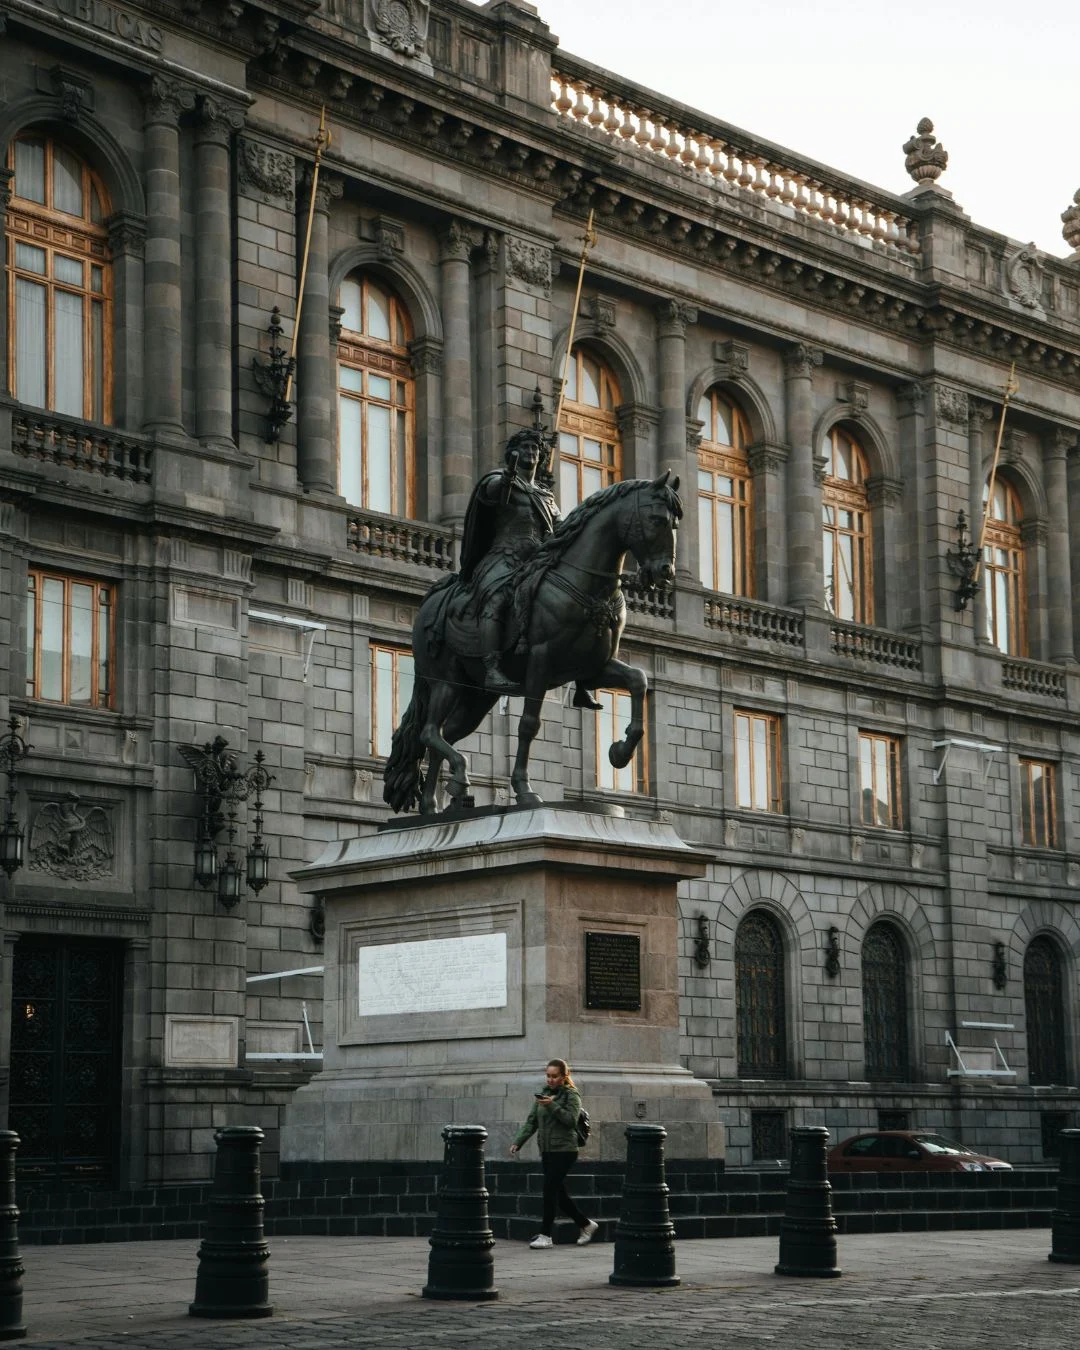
[584,931,641,1011]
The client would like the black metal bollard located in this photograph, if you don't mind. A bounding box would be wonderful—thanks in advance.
[610,1123,679,1288]
[189,1126,273,1319]
[775,1126,841,1278]
[0,1133,26,1342]
[1049,1129,1080,1264]
[422,1125,498,1301]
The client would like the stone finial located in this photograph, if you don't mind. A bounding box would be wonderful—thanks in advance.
[903,117,948,184]
[1062,189,1080,253]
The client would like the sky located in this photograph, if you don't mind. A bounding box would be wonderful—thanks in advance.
[502,0,1078,257]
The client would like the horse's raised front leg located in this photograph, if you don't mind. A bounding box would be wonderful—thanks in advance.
[419,678,471,809]
[510,667,547,807]
[594,657,647,770]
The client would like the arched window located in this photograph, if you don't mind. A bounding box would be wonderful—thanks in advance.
[558,346,621,508]
[822,426,872,623]
[697,388,753,595]
[735,910,787,1078]
[1025,936,1067,1086]
[336,273,414,516]
[862,921,909,1081]
[983,479,1025,656]
[5,132,112,422]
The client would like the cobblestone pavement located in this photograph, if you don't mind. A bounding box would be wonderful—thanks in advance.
[17,1229,1080,1349]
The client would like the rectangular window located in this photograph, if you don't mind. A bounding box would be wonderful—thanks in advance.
[595,689,648,793]
[26,571,115,708]
[1020,759,1057,848]
[859,732,903,830]
[733,710,782,812]
[371,644,414,760]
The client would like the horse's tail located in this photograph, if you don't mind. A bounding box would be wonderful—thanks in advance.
[382,677,430,813]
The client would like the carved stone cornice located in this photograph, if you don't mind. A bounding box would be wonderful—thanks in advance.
[505,237,552,291]
[784,343,824,378]
[143,75,197,127]
[193,94,247,146]
[655,298,698,338]
[238,139,295,207]
[747,441,788,476]
[934,385,969,429]
[107,210,147,259]
[867,474,904,508]
[438,218,475,263]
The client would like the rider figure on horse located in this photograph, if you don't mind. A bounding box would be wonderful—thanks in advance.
[460,427,599,709]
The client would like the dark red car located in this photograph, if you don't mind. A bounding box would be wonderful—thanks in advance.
[827,1130,1012,1173]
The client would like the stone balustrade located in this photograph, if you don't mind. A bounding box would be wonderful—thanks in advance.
[705,595,805,647]
[1001,657,1067,700]
[10,410,153,484]
[346,510,456,571]
[623,574,675,621]
[830,620,922,671]
[551,61,919,255]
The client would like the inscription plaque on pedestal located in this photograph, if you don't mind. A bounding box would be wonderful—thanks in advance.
[584,930,641,1011]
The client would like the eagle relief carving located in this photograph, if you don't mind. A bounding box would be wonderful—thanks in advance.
[367,0,429,56]
[29,793,114,881]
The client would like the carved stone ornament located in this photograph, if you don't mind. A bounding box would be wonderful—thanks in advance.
[784,343,823,378]
[505,237,552,290]
[838,380,870,413]
[373,215,406,261]
[714,339,750,375]
[28,793,114,881]
[1063,190,1080,253]
[143,75,197,125]
[367,0,430,57]
[903,117,948,184]
[1004,244,1044,310]
[581,295,616,330]
[935,385,969,428]
[238,139,295,207]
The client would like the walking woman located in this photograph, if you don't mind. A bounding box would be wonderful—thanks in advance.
[510,1058,598,1249]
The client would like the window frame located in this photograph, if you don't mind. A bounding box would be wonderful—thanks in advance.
[25,569,116,710]
[1019,757,1057,849]
[593,687,649,794]
[5,132,113,424]
[370,643,414,760]
[821,426,873,625]
[558,345,622,509]
[336,273,415,518]
[697,389,754,596]
[858,730,904,830]
[983,478,1026,657]
[732,709,783,814]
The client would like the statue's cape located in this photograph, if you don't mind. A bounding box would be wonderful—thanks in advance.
[459,471,557,582]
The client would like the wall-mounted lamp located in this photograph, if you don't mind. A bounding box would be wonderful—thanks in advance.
[945,510,981,612]
[825,926,841,978]
[693,913,711,968]
[180,737,275,908]
[0,717,31,878]
[252,307,296,443]
[992,941,1008,991]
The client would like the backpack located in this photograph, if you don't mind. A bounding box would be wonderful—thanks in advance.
[575,1107,591,1148]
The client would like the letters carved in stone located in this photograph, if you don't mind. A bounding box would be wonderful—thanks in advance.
[505,238,552,291]
[238,139,295,207]
[29,793,115,881]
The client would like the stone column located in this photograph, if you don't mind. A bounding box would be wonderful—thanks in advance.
[784,344,824,609]
[142,76,195,438]
[1068,442,1080,661]
[0,169,12,398]
[968,400,993,645]
[1045,429,1076,663]
[438,220,476,527]
[296,170,343,493]
[655,300,698,578]
[193,97,244,447]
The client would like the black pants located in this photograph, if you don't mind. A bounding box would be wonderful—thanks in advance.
[540,1150,588,1234]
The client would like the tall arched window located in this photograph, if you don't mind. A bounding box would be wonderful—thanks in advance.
[558,346,621,508]
[822,426,872,623]
[5,132,112,422]
[862,921,909,1081]
[697,388,753,595]
[735,910,787,1078]
[336,273,414,516]
[983,479,1025,656]
[1025,936,1067,1086]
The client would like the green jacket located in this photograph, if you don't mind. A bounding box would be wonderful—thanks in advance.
[513,1083,582,1153]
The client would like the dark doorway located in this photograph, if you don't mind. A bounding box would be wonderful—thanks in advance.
[9,937,123,1183]
[863,921,909,1082]
[1025,936,1067,1086]
[735,910,787,1078]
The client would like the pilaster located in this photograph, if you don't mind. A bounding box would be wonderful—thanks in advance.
[783,343,824,610]
[296,169,343,494]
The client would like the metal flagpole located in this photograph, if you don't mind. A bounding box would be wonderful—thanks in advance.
[553,209,599,440]
[971,363,1021,590]
[284,106,331,408]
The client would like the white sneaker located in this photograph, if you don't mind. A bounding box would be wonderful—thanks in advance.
[576,1220,599,1245]
[529,1234,554,1249]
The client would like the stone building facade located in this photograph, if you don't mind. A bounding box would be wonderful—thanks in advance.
[2,0,1080,1184]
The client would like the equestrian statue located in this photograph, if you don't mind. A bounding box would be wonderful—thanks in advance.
[383,425,681,814]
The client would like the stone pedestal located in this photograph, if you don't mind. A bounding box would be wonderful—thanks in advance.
[281,806,722,1163]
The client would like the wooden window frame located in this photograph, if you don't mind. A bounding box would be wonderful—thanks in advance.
[594,687,648,794]
[697,389,753,596]
[1020,758,1057,849]
[337,274,415,517]
[983,479,1026,657]
[370,643,414,759]
[733,709,782,813]
[822,426,873,625]
[26,569,116,709]
[858,731,903,830]
[5,133,113,424]
[559,346,622,508]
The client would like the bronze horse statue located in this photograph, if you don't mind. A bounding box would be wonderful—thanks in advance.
[383,472,682,814]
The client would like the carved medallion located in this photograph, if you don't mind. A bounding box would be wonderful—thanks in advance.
[505,238,553,290]
[29,793,114,881]
[369,0,429,57]
[1004,244,1044,310]
[935,385,969,428]
[237,139,295,207]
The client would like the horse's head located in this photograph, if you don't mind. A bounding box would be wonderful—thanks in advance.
[626,471,682,588]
